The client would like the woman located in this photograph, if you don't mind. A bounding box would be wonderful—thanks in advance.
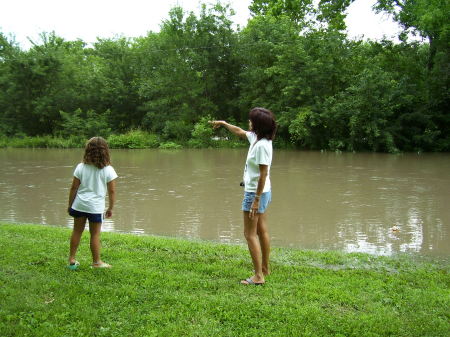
[210,107,276,285]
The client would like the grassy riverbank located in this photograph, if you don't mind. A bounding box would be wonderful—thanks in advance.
[1,223,448,336]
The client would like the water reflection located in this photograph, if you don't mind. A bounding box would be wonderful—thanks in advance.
[0,148,449,257]
[399,208,424,253]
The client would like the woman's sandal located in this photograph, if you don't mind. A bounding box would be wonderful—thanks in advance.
[91,262,112,268]
[67,261,80,270]
[240,277,265,286]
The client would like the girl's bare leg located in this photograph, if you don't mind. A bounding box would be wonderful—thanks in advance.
[89,222,102,264]
[242,211,265,283]
[69,217,86,263]
[257,212,270,276]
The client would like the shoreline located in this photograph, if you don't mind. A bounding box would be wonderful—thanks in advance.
[3,221,450,262]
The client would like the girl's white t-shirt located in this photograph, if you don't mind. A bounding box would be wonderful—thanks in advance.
[72,163,118,214]
[243,132,272,193]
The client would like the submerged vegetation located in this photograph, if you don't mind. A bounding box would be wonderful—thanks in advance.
[0,223,449,336]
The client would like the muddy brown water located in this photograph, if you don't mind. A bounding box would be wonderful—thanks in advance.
[1,148,449,257]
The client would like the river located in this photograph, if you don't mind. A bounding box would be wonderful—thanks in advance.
[1,148,449,257]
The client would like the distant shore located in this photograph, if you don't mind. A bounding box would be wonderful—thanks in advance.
[0,131,248,150]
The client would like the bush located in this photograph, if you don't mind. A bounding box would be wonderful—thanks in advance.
[187,138,205,149]
[162,120,192,142]
[189,115,214,147]
[2,135,84,148]
[288,107,314,147]
[159,141,182,150]
[0,135,7,148]
[107,130,159,149]
[57,109,112,139]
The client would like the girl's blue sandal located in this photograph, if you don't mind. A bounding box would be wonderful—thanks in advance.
[67,261,80,270]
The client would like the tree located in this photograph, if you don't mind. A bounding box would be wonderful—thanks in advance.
[91,37,141,132]
[0,33,21,135]
[374,0,449,69]
[249,0,315,25]
[137,4,240,134]
[375,0,450,150]
[322,66,401,152]
[249,0,355,30]
[2,33,66,135]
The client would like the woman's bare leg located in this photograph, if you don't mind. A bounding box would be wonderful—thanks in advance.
[242,211,265,283]
[257,212,270,276]
[69,217,86,264]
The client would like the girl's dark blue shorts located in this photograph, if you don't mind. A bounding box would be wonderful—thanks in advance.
[69,208,103,223]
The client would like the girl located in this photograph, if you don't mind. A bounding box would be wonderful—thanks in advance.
[67,136,118,269]
[210,108,277,285]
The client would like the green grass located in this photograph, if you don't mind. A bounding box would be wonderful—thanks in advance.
[0,223,448,337]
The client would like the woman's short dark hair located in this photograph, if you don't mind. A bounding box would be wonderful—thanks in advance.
[83,137,111,169]
[249,107,277,140]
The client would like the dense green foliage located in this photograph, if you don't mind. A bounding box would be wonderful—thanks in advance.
[0,1,448,152]
[1,223,449,336]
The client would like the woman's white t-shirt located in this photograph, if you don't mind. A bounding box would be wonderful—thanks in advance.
[72,163,118,214]
[243,132,272,193]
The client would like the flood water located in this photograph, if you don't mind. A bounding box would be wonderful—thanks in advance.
[1,148,449,257]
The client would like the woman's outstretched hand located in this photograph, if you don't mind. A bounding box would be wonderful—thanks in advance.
[209,120,246,139]
[209,120,224,129]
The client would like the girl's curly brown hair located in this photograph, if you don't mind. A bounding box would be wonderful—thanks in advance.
[83,137,111,169]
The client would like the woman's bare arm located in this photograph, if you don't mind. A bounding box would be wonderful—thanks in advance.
[209,120,247,139]
[250,164,268,218]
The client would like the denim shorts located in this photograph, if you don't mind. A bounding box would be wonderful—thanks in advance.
[242,191,272,213]
[69,208,103,223]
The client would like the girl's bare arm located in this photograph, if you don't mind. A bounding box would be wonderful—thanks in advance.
[68,177,81,211]
[105,179,116,218]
